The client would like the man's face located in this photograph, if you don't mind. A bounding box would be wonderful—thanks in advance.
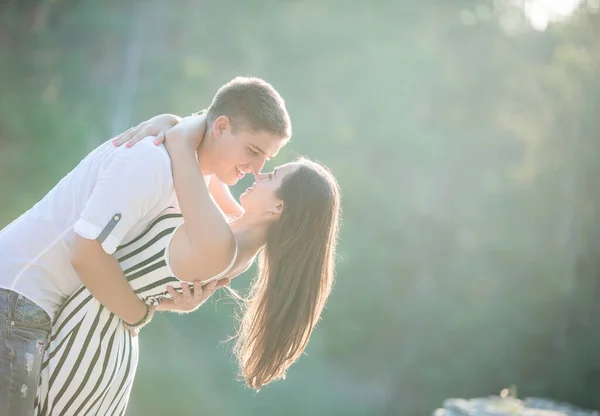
[211,116,288,185]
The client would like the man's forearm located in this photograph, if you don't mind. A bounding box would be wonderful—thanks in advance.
[72,239,147,324]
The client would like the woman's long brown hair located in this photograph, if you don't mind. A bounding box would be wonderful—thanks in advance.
[232,158,341,390]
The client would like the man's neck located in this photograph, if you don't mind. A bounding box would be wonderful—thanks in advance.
[195,139,215,176]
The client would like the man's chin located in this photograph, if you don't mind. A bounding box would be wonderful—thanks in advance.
[217,174,238,186]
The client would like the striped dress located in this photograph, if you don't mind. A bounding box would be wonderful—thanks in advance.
[34,209,234,415]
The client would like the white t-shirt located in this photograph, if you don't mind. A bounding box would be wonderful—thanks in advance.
[0,136,177,318]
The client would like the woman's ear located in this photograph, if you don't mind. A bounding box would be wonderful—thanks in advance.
[271,202,284,215]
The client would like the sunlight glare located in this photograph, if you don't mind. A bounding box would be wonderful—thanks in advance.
[523,0,583,30]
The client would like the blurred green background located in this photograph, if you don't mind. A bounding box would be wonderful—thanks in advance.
[2,1,600,415]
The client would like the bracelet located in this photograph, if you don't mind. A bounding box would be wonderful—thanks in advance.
[125,303,150,328]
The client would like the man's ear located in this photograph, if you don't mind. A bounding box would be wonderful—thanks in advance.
[212,115,230,140]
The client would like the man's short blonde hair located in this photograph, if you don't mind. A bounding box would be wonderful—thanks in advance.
[206,77,291,139]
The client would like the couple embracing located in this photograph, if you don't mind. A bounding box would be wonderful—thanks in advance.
[0,77,340,415]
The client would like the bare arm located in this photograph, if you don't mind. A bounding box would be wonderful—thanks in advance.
[155,278,230,313]
[164,116,237,281]
[112,113,182,147]
[208,177,244,220]
[72,143,173,324]
[71,236,148,324]
[111,109,207,148]
[111,111,243,221]
[106,114,236,314]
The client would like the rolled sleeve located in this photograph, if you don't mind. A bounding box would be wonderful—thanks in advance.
[74,217,121,254]
[74,142,173,255]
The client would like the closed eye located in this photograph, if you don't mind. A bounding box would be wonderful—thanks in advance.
[247,147,259,156]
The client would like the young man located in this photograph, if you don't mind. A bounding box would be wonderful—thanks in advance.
[0,76,291,414]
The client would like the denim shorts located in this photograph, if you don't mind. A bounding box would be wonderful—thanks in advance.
[0,288,51,416]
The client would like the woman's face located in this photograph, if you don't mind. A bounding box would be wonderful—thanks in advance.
[239,162,301,215]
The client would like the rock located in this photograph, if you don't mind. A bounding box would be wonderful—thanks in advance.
[432,396,599,416]
[524,398,600,416]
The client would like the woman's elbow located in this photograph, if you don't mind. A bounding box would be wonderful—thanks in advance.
[199,232,237,272]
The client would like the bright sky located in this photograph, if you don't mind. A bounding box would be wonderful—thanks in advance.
[523,0,583,30]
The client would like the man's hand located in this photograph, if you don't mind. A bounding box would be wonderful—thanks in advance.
[158,278,230,314]
[112,113,182,148]
[125,278,230,337]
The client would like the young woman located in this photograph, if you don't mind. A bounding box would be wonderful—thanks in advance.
[34,115,341,415]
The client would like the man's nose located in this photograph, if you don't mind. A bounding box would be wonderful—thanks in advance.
[250,158,266,175]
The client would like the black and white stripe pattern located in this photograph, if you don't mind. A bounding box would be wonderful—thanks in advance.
[34,210,192,415]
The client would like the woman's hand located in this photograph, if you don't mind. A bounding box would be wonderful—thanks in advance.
[112,113,182,148]
[163,114,208,154]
